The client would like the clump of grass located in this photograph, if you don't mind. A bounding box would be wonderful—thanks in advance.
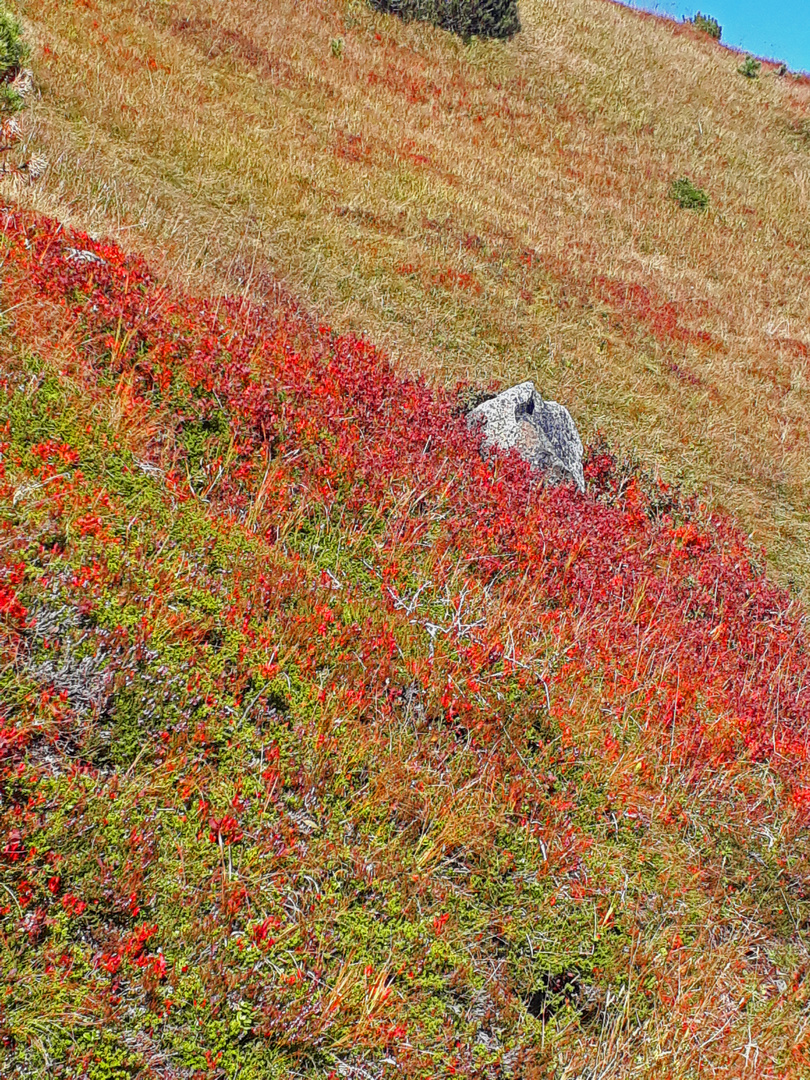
[669,176,709,210]
[689,12,721,40]
[781,116,810,148]
[738,55,761,79]
[368,0,521,40]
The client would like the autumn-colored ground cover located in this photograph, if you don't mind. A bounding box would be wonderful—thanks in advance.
[1,207,810,1078]
[9,0,810,597]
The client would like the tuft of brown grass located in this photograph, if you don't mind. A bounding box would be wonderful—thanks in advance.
[10,0,810,596]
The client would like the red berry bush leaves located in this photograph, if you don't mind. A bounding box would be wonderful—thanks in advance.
[0,209,808,1078]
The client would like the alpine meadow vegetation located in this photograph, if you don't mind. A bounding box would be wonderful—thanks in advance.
[1,207,810,1079]
[9,0,810,599]
[1,0,810,1077]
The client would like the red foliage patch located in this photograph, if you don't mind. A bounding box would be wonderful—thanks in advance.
[367,64,443,106]
[2,206,810,1074]
[1,208,807,792]
[594,275,721,352]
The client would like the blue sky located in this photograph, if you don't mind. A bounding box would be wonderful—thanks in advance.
[621,1,810,74]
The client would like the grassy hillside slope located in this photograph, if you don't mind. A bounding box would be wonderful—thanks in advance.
[1,208,810,1079]
[9,0,810,597]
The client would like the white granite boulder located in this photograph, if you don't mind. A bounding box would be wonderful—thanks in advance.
[467,381,584,492]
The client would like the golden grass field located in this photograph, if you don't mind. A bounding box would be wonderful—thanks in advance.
[10,0,810,595]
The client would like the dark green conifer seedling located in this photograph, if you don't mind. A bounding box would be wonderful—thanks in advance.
[669,177,709,211]
[0,6,28,77]
[690,12,721,40]
[738,56,761,79]
[0,7,28,115]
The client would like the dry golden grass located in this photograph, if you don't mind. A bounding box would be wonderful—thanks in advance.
[10,0,810,595]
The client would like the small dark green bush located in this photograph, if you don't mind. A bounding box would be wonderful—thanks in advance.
[669,177,709,211]
[738,55,761,79]
[0,81,22,113]
[368,0,521,40]
[0,6,28,79]
[690,12,721,40]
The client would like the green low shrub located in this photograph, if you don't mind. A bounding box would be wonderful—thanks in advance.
[0,80,22,112]
[689,12,721,40]
[738,55,761,79]
[0,5,28,79]
[669,176,709,211]
[368,0,521,40]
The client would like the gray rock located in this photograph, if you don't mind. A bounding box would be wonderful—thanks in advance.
[467,381,584,491]
[65,247,106,265]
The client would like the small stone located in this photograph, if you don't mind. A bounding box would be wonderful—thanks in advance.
[65,246,106,265]
[22,155,48,182]
[468,380,584,491]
